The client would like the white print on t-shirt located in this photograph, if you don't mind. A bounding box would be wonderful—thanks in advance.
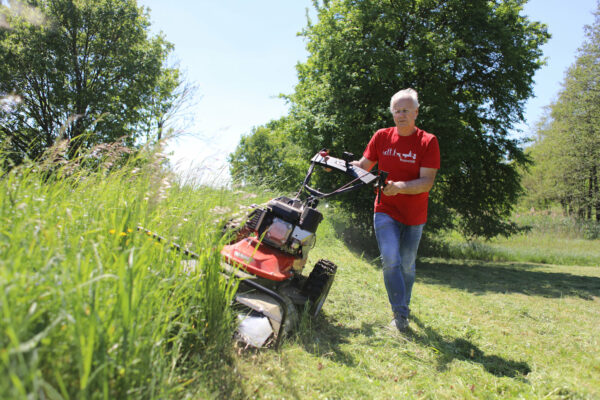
[382,148,417,163]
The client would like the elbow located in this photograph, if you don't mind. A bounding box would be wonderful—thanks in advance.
[423,178,435,193]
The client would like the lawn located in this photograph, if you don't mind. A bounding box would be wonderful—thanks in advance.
[203,211,600,399]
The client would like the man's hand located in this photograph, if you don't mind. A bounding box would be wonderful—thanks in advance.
[382,168,437,196]
[382,181,404,196]
[351,157,376,171]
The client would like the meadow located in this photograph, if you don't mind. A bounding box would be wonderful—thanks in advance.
[1,154,599,399]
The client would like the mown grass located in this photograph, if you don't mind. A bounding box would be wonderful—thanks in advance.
[0,150,245,399]
[214,207,600,400]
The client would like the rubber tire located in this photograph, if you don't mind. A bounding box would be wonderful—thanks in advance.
[303,259,337,317]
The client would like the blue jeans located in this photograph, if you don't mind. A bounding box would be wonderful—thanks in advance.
[374,212,424,319]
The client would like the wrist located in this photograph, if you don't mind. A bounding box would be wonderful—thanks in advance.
[396,181,407,194]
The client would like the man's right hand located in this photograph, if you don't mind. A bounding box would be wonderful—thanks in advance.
[351,157,376,171]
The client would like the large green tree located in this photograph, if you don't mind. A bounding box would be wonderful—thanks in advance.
[0,0,179,164]
[230,0,549,238]
[524,3,600,220]
[228,118,308,193]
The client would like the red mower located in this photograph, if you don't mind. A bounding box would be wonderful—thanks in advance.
[221,150,387,347]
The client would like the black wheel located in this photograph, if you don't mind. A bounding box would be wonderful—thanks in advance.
[303,259,337,317]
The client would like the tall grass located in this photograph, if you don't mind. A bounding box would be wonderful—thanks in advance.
[0,149,239,399]
[422,210,600,267]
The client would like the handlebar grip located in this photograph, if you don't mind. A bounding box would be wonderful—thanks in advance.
[376,170,388,204]
[376,170,388,188]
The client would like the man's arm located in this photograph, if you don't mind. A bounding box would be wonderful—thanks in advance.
[350,157,376,171]
[382,167,437,196]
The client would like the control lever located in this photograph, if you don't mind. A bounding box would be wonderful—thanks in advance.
[375,170,388,204]
[342,151,354,169]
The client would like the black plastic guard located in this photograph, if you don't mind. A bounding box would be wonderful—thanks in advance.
[310,153,378,185]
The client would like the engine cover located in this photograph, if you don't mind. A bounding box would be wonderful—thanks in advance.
[264,218,293,247]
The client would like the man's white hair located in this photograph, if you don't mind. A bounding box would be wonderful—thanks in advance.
[389,88,419,112]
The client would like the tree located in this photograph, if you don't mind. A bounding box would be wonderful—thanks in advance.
[230,0,549,238]
[0,0,180,164]
[228,119,307,192]
[524,2,600,220]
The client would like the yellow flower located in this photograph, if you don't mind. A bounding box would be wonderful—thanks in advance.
[109,229,116,235]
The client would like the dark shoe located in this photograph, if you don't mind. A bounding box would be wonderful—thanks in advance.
[390,316,409,332]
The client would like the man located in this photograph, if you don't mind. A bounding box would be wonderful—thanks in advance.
[351,88,440,332]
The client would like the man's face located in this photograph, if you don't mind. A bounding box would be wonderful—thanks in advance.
[391,98,419,129]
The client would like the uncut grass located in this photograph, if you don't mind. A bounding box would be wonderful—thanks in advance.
[432,231,600,267]
[427,211,600,267]
[0,153,244,399]
[228,209,600,399]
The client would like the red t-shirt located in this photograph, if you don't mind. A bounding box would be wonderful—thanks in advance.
[363,127,440,225]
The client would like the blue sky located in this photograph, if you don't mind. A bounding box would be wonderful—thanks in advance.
[138,0,598,178]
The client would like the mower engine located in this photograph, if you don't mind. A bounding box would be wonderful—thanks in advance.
[246,196,322,264]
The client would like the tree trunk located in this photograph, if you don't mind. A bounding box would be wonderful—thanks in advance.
[593,165,599,222]
[587,169,594,220]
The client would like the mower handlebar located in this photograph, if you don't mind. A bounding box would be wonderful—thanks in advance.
[301,151,388,200]
[310,152,379,185]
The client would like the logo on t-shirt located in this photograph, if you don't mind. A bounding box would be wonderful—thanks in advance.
[383,148,417,163]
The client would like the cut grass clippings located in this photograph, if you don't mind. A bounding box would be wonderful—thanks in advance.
[221,213,600,400]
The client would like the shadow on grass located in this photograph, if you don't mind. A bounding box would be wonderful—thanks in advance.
[291,312,531,379]
[418,259,600,300]
[292,313,379,367]
[407,316,531,379]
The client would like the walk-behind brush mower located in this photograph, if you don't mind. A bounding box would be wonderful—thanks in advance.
[140,150,387,348]
[220,150,388,348]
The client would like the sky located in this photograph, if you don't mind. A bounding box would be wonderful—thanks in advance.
[138,0,598,180]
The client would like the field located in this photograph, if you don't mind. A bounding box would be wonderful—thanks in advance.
[210,212,600,400]
[1,157,599,399]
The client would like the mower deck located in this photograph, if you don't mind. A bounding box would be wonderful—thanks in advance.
[221,236,294,281]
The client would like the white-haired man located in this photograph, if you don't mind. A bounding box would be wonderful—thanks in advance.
[352,88,440,332]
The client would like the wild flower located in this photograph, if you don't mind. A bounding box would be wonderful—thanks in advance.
[157,177,172,201]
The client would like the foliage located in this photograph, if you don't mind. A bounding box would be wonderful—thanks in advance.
[523,2,600,221]
[0,147,240,399]
[229,0,550,239]
[0,0,180,165]
[228,118,308,193]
